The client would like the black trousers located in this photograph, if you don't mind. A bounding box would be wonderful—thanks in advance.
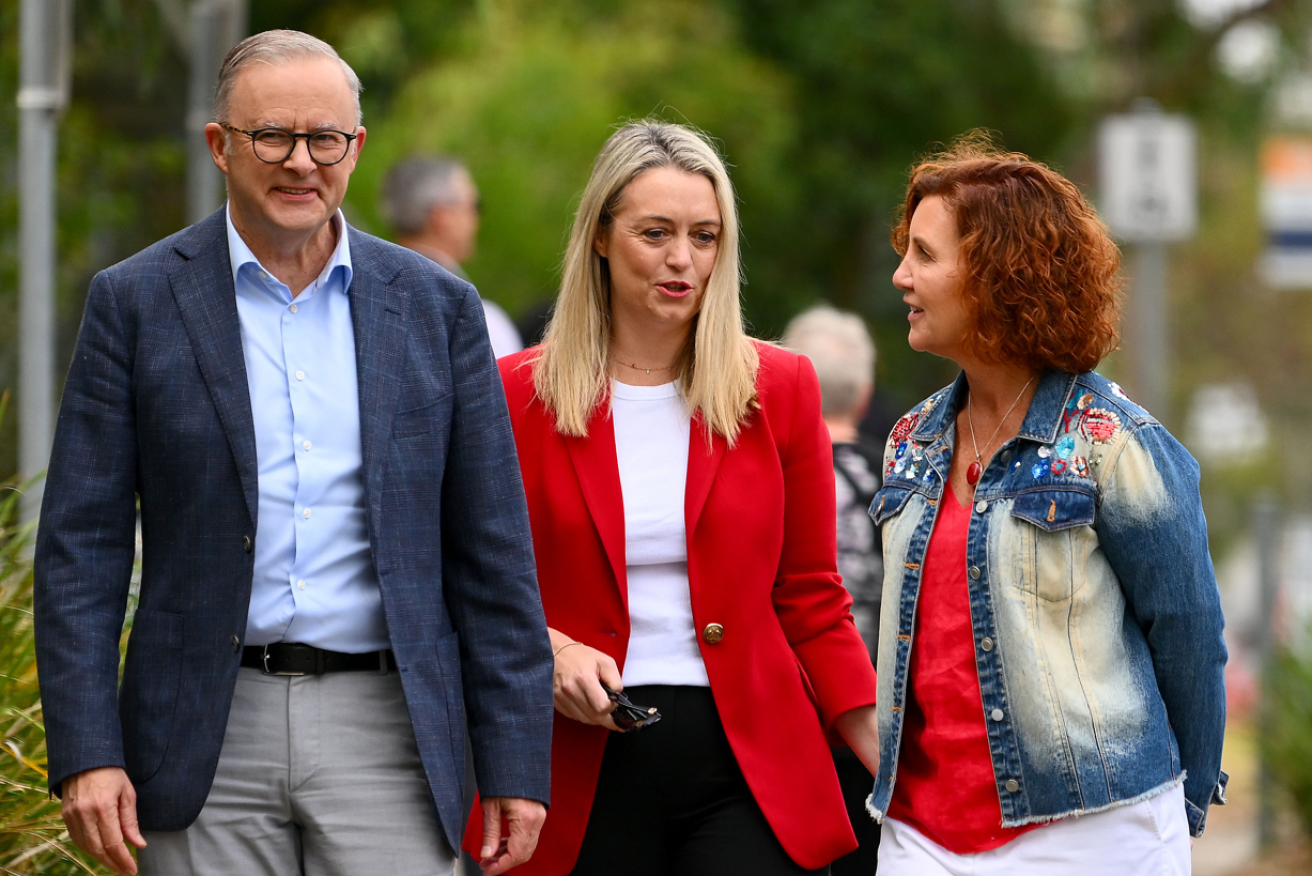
[829,746,880,875]
[570,685,828,876]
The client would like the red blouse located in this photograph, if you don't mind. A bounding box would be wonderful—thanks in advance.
[886,483,1041,854]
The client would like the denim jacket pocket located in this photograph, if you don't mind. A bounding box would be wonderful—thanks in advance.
[1011,487,1096,531]
[870,485,916,526]
[1008,487,1099,602]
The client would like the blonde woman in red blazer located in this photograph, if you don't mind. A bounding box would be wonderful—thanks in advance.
[463,121,880,876]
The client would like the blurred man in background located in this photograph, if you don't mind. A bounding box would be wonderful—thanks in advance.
[380,155,523,357]
[783,303,883,876]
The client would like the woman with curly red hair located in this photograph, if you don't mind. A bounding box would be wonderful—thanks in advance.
[867,134,1227,875]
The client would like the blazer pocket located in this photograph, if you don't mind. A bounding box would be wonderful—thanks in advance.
[392,391,453,441]
[118,610,183,784]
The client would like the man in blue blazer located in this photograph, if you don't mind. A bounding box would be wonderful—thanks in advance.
[33,30,552,876]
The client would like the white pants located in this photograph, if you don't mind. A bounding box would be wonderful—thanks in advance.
[878,784,1191,876]
[140,667,456,876]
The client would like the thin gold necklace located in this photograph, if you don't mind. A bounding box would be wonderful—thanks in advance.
[966,376,1035,486]
[614,358,677,376]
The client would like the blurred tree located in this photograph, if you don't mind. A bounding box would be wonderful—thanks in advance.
[718,0,1077,407]
[0,0,189,479]
[335,0,797,332]
[4,0,1311,488]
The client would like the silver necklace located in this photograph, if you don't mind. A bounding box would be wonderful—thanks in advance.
[966,376,1035,486]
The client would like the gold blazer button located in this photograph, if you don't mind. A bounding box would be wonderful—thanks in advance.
[702,623,725,644]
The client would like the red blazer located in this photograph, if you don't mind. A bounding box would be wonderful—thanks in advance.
[464,341,878,873]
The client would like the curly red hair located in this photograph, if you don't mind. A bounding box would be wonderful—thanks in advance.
[892,132,1122,374]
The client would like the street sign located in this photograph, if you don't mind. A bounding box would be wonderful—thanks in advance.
[1260,136,1312,289]
[1098,106,1198,242]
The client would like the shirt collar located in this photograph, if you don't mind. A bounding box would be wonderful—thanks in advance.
[225,203,353,297]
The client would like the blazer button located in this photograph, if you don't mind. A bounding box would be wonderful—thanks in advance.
[231,634,241,653]
[242,535,253,553]
[702,623,725,645]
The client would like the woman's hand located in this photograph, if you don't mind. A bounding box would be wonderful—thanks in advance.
[549,630,622,731]
[834,704,880,777]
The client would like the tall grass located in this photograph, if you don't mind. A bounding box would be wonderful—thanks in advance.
[0,391,101,874]
[1264,636,1312,840]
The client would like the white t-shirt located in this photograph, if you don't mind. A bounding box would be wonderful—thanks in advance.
[611,380,709,687]
[481,299,523,360]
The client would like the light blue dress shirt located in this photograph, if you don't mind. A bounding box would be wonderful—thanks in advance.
[228,206,389,652]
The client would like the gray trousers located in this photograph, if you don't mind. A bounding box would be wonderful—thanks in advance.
[139,667,456,876]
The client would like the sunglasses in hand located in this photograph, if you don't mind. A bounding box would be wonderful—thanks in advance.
[600,683,662,732]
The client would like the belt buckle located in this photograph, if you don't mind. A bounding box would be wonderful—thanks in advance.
[261,644,307,677]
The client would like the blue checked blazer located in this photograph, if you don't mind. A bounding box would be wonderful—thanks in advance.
[33,209,553,847]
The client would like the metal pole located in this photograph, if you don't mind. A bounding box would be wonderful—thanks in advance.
[17,0,71,513]
[1254,495,1281,850]
[1130,242,1170,424]
[187,0,247,225]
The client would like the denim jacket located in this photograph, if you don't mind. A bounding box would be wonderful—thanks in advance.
[867,370,1228,837]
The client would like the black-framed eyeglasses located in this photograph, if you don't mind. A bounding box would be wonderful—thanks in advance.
[220,123,357,166]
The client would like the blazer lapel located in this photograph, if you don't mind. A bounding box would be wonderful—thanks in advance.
[170,211,259,524]
[685,414,727,537]
[564,410,628,610]
[347,232,408,527]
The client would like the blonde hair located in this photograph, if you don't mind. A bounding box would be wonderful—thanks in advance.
[532,120,759,443]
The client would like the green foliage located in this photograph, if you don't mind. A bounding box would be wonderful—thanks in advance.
[341,0,798,321]
[1263,636,1312,840]
[0,401,99,873]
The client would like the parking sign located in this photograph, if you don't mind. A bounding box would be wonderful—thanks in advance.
[1098,108,1198,243]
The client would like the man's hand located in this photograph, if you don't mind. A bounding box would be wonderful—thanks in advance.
[61,766,146,876]
[478,796,546,874]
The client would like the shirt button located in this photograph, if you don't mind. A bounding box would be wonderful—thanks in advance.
[297,579,306,590]
[991,708,1005,722]
[975,500,988,513]
[702,623,725,644]
[981,637,994,651]
[1005,779,1020,793]
[302,440,312,451]
[969,566,981,580]
[296,370,306,381]
[302,508,312,519]
[259,270,268,280]
[289,303,298,313]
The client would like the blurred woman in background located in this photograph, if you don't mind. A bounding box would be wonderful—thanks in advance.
[783,304,884,876]
[869,134,1227,875]
[464,120,880,876]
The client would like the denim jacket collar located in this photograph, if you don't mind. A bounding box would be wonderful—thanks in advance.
[911,370,1080,449]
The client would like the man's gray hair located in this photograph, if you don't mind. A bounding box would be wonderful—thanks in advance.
[782,305,876,418]
[379,156,470,236]
[213,30,363,126]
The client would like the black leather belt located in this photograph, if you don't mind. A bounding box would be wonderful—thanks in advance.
[241,643,395,676]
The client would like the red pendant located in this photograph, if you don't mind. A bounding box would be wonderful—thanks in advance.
[966,460,982,485]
